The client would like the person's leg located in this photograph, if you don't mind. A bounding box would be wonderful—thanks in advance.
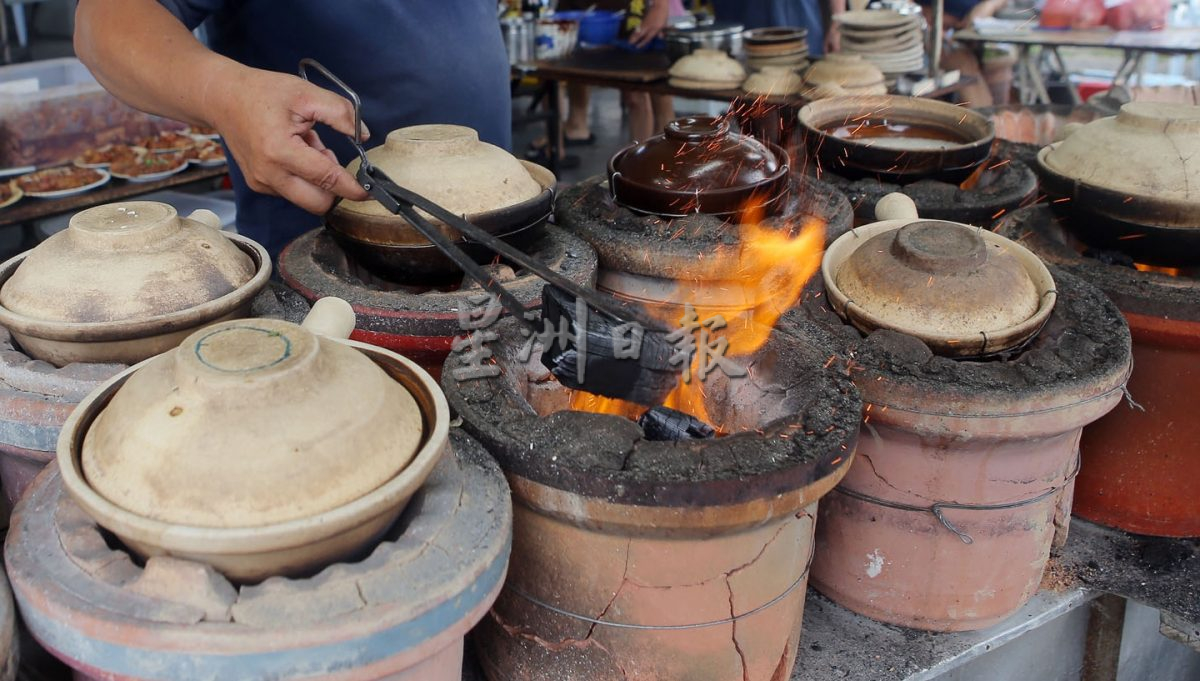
[943,43,994,108]
[564,82,594,142]
[651,94,675,132]
[623,90,654,142]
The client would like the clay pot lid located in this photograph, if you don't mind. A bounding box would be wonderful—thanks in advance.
[331,124,543,223]
[1038,102,1200,206]
[0,201,256,324]
[80,299,424,528]
[743,66,805,96]
[607,115,790,217]
[822,194,1056,356]
[803,54,885,89]
[668,49,747,86]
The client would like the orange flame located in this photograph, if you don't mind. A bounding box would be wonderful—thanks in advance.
[1133,262,1182,277]
[570,199,827,430]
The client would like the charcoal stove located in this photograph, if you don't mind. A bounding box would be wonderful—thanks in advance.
[278,226,597,377]
[997,205,1200,538]
[778,196,1133,631]
[811,155,1039,228]
[556,173,853,321]
[442,318,860,681]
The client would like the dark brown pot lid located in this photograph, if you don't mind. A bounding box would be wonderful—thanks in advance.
[608,116,790,217]
[822,204,1056,356]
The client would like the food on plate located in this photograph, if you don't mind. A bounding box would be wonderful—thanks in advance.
[75,144,142,167]
[137,131,196,153]
[17,166,107,194]
[188,124,219,137]
[193,139,227,163]
[111,152,187,177]
[0,182,14,205]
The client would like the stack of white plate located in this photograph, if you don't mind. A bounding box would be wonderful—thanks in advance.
[835,10,925,84]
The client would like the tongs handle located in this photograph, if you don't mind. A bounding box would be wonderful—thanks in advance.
[298,58,370,170]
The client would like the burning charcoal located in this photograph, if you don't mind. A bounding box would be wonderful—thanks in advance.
[539,284,679,406]
[637,406,716,441]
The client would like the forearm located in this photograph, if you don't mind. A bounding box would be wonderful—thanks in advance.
[74,0,242,127]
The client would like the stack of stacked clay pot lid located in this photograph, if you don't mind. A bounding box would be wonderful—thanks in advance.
[0,201,270,367]
[801,54,888,99]
[822,194,1056,357]
[56,297,449,583]
[668,48,746,90]
[742,65,806,97]
[607,115,790,218]
[1035,101,1200,266]
[744,26,809,70]
[799,95,995,184]
[835,10,925,83]
[327,124,555,282]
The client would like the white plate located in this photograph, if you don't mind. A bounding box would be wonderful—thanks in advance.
[111,162,189,183]
[72,145,148,169]
[0,183,22,209]
[188,156,227,168]
[836,10,917,30]
[186,128,220,140]
[21,169,112,198]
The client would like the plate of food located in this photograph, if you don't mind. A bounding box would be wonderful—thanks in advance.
[137,131,197,154]
[186,124,220,140]
[188,139,227,167]
[17,166,112,198]
[0,181,22,209]
[111,153,189,183]
[74,144,145,169]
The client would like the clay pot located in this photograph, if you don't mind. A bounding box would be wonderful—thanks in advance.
[607,116,790,218]
[0,201,270,366]
[667,48,746,89]
[0,566,13,681]
[326,124,556,280]
[799,95,995,183]
[742,66,806,96]
[6,430,510,681]
[822,194,1056,357]
[442,320,861,681]
[782,196,1133,632]
[800,55,887,97]
[1035,102,1200,266]
[56,298,449,583]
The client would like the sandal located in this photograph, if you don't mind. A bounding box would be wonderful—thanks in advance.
[564,132,597,147]
[524,143,581,170]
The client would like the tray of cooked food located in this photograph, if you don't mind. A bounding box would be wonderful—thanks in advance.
[73,144,146,169]
[137,131,196,154]
[187,138,227,167]
[0,181,22,209]
[109,152,189,182]
[16,166,112,198]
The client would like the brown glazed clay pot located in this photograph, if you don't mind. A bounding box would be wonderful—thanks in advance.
[607,116,790,218]
[780,200,1133,631]
[442,320,860,680]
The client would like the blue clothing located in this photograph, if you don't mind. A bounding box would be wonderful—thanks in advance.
[916,0,983,20]
[158,1,512,258]
[712,0,826,57]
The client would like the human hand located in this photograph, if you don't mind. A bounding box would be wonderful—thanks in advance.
[629,0,670,49]
[825,23,841,54]
[204,64,370,214]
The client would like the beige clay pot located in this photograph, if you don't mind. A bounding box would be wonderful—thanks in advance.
[57,298,450,583]
[801,54,887,97]
[822,194,1056,357]
[742,66,806,96]
[669,48,747,89]
[0,202,270,366]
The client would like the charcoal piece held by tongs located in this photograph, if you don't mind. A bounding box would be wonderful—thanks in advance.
[637,406,717,441]
[539,284,679,407]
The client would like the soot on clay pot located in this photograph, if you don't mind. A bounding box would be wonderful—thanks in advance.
[278,226,597,378]
[6,430,510,681]
[998,205,1200,537]
[442,319,860,681]
[778,217,1132,630]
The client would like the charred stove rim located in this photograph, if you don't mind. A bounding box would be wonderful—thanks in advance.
[441,320,862,509]
[778,268,1133,413]
[557,174,854,279]
[997,205,1200,322]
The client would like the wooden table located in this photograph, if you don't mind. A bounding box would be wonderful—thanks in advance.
[954,25,1200,105]
[0,164,228,231]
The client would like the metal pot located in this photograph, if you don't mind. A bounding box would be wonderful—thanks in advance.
[663,22,744,62]
[500,15,536,66]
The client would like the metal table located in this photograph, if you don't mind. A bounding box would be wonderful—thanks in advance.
[954,26,1200,105]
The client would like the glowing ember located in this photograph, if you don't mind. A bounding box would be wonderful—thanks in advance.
[1134,262,1183,277]
[570,200,826,431]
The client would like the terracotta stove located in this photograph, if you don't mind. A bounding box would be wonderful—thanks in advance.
[998,205,1200,537]
[0,284,310,518]
[278,226,597,377]
[442,319,860,681]
[5,431,510,681]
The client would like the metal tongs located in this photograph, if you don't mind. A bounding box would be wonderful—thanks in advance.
[299,60,677,405]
